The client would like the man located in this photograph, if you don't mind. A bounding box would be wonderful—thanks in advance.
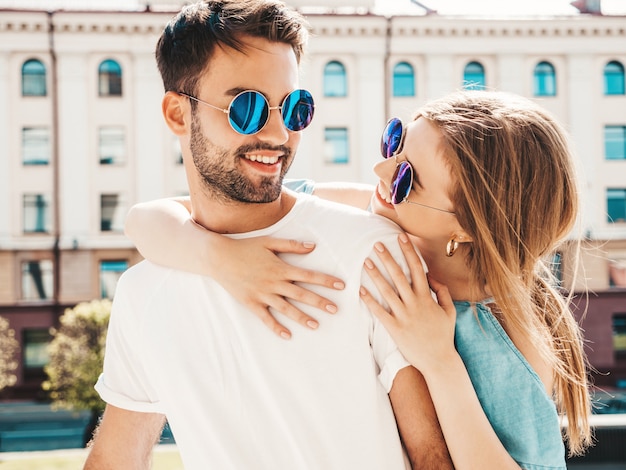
[84,1,451,468]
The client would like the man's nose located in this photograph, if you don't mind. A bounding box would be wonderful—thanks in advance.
[256,107,289,146]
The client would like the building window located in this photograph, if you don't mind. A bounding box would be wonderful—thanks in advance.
[324,127,349,164]
[99,126,126,164]
[323,61,347,97]
[23,194,51,233]
[604,61,625,96]
[22,59,47,96]
[100,260,129,299]
[614,314,626,358]
[610,260,626,288]
[607,188,626,223]
[463,61,485,90]
[550,251,563,286]
[605,125,626,160]
[98,59,122,96]
[534,61,557,97]
[21,260,54,301]
[22,127,50,165]
[392,62,415,97]
[100,194,126,232]
[22,328,51,381]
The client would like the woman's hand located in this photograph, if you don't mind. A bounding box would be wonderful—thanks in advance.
[359,233,457,374]
[216,236,345,340]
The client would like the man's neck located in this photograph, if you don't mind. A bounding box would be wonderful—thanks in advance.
[190,189,296,235]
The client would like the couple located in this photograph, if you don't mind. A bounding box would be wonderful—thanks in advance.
[84,1,591,469]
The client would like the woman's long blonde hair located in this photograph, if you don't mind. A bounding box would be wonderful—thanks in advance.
[419,90,592,455]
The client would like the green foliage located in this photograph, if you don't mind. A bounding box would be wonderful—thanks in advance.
[43,299,111,413]
[0,316,18,391]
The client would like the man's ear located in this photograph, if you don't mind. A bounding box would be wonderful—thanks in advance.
[162,91,188,136]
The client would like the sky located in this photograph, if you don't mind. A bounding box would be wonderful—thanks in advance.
[0,0,624,15]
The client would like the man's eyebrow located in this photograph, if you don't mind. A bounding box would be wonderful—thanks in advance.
[224,87,249,97]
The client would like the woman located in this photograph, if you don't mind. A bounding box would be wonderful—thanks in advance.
[125,90,592,468]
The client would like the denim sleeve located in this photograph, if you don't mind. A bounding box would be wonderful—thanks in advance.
[283,178,315,195]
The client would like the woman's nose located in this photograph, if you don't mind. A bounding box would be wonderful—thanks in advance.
[373,155,397,182]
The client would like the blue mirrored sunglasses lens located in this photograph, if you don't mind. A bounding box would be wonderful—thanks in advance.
[391,161,413,204]
[381,118,403,159]
[282,89,315,131]
[229,91,269,135]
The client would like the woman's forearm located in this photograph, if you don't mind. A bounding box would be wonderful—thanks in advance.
[423,355,521,470]
[125,197,224,276]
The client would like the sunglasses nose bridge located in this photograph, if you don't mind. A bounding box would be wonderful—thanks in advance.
[257,102,289,143]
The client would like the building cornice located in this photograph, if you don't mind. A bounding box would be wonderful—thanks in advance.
[305,14,626,39]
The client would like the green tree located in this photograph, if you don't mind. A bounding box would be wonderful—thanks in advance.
[0,316,18,391]
[43,299,111,442]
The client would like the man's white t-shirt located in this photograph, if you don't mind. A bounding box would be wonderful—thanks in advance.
[96,191,413,469]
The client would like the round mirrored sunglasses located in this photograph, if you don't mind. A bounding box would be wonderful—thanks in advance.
[180,89,315,135]
[380,118,456,214]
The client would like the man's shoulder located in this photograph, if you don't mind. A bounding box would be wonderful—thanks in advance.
[116,260,180,295]
[296,193,401,237]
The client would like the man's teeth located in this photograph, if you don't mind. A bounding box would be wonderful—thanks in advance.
[245,154,279,164]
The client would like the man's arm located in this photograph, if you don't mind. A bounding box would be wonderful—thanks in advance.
[389,366,454,470]
[83,404,166,469]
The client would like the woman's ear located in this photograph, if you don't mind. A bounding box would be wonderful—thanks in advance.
[452,230,474,245]
[162,91,188,136]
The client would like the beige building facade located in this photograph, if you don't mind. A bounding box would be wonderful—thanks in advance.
[0,1,625,396]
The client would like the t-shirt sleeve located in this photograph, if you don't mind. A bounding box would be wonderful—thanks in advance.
[283,178,316,195]
[95,270,164,414]
[360,232,420,393]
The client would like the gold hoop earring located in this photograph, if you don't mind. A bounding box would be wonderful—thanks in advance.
[446,238,459,257]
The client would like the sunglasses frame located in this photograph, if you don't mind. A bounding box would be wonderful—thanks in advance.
[381,118,456,215]
[179,89,314,135]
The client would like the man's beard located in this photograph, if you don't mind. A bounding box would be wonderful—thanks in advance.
[189,113,293,204]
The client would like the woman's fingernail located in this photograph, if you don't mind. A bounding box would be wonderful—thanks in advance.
[333,281,345,289]
[326,304,338,314]
[399,233,409,243]
[280,331,291,340]
[307,320,319,329]
[359,286,367,296]
[303,241,315,248]
[374,242,384,252]
[364,258,374,269]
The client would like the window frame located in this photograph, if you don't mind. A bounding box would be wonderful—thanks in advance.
[100,193,126,232]
[392,62,415,97]
[23,194,51,234]
[324,127,349,164]
[607,188,626,224]
[613,313,626,359]
[604,60,625,96]
[98,59,123,97]
[98,126,126,165]
[323,61,347,97]
[21,58,47,97]
[463,61,486,90]
[605,125,626,161]
[100,259,129,299]
[22,126,50,165]
[21,259,54,301]
[533,61,557,97]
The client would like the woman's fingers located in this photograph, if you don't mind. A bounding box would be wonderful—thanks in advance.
[359,286,399,335]
[363,256,407,316]
[265,238,346,291]
[397,233,430,293]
